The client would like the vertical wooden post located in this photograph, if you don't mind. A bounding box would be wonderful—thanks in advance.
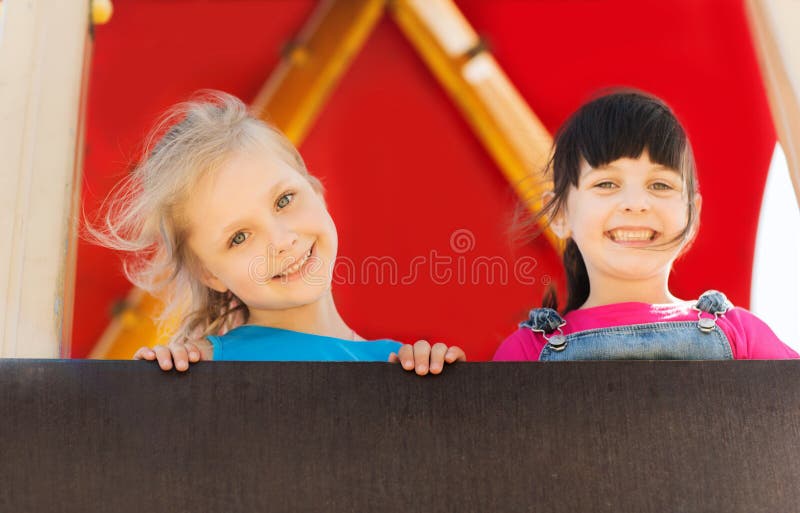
[0,0,91,357]
[746,0,800,206]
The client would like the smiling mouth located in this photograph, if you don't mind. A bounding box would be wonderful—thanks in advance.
[273,246,314,279]
[605,229,658,242]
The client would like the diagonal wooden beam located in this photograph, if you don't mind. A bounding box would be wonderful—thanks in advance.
[390,0,561,251]
[89,288,166,360]
[252,0,385,144]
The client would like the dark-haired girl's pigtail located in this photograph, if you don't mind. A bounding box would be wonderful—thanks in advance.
[541,284,559,310]
[544,239,590,314]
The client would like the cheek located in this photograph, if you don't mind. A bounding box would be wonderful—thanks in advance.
[214,250,259,285]
[563,205,597,237]
[187,245,225,282]
[304,203,338,244]
[323,212,338,249]
[667,199,693,229]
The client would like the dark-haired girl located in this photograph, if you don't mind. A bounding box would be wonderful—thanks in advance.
[494,91,797,361]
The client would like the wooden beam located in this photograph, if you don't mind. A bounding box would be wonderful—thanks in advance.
[746,0,800,207]
[0,0,91,357]
[252,0,385,144]
[390,0,560,251]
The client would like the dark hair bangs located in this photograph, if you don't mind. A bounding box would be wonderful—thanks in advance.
[557,92,688,186]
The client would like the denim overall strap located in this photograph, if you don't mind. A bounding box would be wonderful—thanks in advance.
[693,290,734,333]
[520,308,568,351]
[536,292,736,361]
[695,290,733,314]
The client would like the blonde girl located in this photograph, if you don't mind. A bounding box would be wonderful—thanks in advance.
[90,91,464,374]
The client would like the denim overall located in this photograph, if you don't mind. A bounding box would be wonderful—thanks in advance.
[521,290,735,361]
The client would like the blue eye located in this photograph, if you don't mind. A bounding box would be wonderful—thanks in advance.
[230,231,247,247]
[277,192,295,209]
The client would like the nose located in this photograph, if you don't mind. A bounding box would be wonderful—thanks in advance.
[266,221,298,255]
[619,186,650,213]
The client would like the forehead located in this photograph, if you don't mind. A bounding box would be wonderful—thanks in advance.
[182,147,301,233]
[207,146,296,191]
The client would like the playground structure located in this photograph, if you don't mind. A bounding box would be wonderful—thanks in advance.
[1,0,798,360]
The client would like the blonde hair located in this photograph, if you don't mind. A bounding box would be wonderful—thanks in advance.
[86,90,323,345]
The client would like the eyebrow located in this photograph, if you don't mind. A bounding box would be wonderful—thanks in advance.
[216,179,292,243]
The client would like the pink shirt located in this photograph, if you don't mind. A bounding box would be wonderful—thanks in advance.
[493,301,798,361]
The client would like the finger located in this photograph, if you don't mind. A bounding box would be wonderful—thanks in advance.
[190,338,214,361]
[428,343,448,374]
[397,344,415,371]
[184,342,201,363]
[388,352,398,363]
[152,345,173,371]
[133,347,155,360]
[169,343,190,372]
[413,340,432,375]
[445,345,467,363]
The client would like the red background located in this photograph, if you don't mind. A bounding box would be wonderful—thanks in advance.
[74,0,775,361]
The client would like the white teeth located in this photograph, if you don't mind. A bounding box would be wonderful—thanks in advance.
[275,249,312,278]
[608,229,656,242]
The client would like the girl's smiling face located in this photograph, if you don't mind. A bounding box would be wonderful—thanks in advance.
[556,151,700,285]
[183,145,337,312]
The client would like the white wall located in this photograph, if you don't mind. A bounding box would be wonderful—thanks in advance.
[751,143,800,352]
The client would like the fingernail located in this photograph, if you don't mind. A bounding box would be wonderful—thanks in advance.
[430,363,441,372]
[416,365,427,373]
[403,360,413,369]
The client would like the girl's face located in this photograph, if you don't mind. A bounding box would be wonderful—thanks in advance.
[183,145,337,312]
[555,152,699,285]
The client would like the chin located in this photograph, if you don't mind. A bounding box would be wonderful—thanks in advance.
[277,281,331,310]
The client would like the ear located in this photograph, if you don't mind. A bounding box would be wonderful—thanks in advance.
[693,192,703,218]
[543,191,570,239]
[683,192,703,242]
[198,264,228,294]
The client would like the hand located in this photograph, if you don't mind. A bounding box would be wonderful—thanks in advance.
[389,340,466,376]
[133,338,213,372]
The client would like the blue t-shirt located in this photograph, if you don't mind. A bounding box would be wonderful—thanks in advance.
[207,325,402,362]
